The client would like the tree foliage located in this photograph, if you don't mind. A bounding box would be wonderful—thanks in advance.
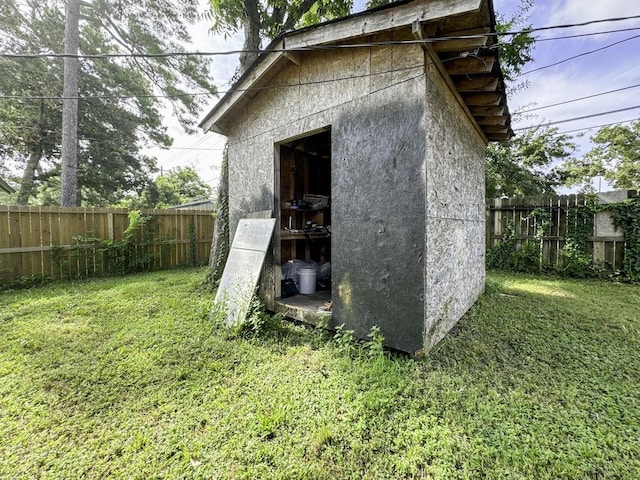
[558,120,640,191]
[0,0,216,206]
[486,127,575,198]
[123,167,213,209]
[494,0,535,82]
[207,0,353,71]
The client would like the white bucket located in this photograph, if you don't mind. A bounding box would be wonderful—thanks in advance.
[298,267,317,294]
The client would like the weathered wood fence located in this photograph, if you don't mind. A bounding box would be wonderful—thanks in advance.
[486,191,637,271]
[0,206,214,286]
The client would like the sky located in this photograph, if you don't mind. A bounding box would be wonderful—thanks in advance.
[153,0,640,194]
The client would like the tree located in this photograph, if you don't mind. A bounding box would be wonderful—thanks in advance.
[208,0,353,72]
[0,2,63,204]
[123,167,213,209]
[558,120,640,191]
[486,127,575,198]
[60,0,80,206]
[0,0,216,206]
[206,147,229,287]
[494,0,535,82]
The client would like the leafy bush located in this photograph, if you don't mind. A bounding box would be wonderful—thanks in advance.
[486,221,541,273]
[608,198,640,281]
[53,210,169,278]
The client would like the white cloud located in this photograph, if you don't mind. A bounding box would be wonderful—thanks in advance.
[542,0,640,25]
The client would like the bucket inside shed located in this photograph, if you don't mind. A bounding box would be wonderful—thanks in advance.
[298,267,317,294]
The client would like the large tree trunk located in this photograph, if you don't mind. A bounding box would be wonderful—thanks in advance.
[239,0,261,72]
[17,150,42,205]
[17,99,45,205]
[60,0,80,207]
[206,4,258,288]
[205,0,323,289]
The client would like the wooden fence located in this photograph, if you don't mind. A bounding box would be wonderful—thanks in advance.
[0,206,214,286]
[486,190,637,271]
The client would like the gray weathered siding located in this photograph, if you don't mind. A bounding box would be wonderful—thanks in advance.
[423,56,487,352]
[223,31,487,353]
[225,35,428,352]
[332,82,426,353]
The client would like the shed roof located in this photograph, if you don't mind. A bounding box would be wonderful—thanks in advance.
[168,197,215,210]
[0,177,15,194]
[200,0,513,142]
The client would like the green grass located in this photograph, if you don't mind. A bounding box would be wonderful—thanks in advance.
[1,269,639,479]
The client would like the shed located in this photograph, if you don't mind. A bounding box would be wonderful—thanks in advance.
[168,197,216,211]
[0,177,15,194]
[200,0,512,355]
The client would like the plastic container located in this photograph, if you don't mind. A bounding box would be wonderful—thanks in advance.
[298,267,317,294]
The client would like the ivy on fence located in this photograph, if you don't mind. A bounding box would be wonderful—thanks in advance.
[52,211,170,278]
[487,197,640,282]
[559,202,597,277]
[486,220,541,273]
[608,198,640,281]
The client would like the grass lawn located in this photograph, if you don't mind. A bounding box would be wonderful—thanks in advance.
[1,269,639,479]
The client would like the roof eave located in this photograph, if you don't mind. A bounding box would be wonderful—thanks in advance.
[199,0,487,135]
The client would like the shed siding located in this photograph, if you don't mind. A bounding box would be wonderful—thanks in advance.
[227,32,424,230]
[423,54,486,352]
[332,79,426,353]
[225,37,427,351]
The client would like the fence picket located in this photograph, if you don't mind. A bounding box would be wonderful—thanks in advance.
[486,191,635,272]
[0,206,214,286]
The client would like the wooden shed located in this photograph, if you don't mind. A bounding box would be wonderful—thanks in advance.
[0,177,15,194]
[200,0,512,355]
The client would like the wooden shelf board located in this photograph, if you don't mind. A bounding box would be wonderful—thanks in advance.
[280,232,330,240]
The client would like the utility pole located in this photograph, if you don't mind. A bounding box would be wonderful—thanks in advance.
[60,0,80,207]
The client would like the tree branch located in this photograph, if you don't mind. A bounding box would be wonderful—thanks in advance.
[283,0,317,31]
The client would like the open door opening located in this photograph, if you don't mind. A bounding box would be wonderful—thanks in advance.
[274,128,332,325]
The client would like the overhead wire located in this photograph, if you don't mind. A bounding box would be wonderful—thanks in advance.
[165,147,224,151]
[6,35,639,104]
[516,33,640,77]
[520,83,640,113]
[2,12,639,146]
[0,63,427,101]
[0,14,638,102]
[1,14,640,60]
[514,104,640,131]
[535,26,640,42]
[159,137,225,165]
[553,118,638,136]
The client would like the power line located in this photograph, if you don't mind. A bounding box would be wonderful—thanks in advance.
[0,63,427,101]
[514,104,640,131]
[2,14,640,60]
[521,83,640,113]
[1,22,639,103]
[554,118,638,136]
[157,134,227,165]
[536,26,640,42]
[517,33,640,77]
[529,14,640,33]
[164,146,224,151]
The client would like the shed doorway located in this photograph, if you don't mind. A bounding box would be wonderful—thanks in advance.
[274,128,332,324]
